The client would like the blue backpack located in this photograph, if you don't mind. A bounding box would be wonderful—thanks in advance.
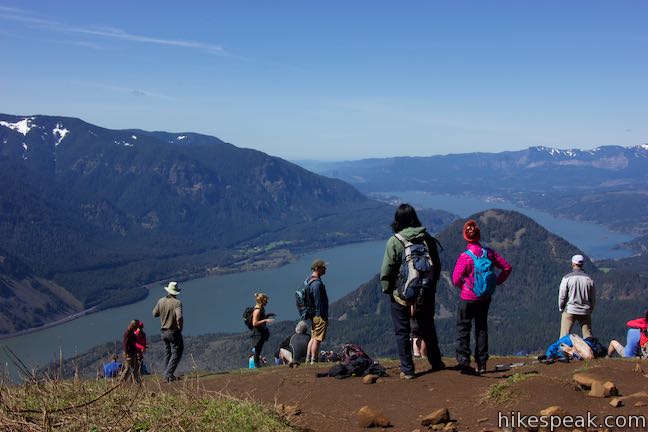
[295,277,317,320]
[465,248,496,297]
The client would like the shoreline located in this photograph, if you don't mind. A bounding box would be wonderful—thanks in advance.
[0,238,380,340]
[0,307,98,341]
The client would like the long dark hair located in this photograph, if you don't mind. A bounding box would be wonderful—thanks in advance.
[391,203,422,233]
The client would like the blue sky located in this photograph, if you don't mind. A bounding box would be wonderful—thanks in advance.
[1,1,646,159]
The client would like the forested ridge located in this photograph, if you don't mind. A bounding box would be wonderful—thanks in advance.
[50,209,648,378]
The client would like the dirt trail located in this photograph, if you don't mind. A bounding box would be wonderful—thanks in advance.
[196,357,648,431]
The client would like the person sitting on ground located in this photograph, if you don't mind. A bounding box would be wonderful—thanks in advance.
[120,319,142,384]
[102,354,122,378]
[608,310,648,358]
[278,320,311,366]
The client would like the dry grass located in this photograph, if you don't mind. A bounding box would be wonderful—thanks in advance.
[0,375,296,431]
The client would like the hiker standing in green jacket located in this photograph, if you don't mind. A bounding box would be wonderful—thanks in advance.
[380,204,444,379]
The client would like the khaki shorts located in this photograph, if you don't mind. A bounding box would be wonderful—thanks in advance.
[311,316,328,342]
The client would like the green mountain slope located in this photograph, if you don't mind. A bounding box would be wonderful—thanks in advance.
[1,114,459,333]
[53,209,648,378]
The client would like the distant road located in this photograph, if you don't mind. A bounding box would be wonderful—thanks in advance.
[0,307,98,341]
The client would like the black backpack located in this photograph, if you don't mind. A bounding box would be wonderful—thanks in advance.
[341,344,373,376]
[242,306,255,330]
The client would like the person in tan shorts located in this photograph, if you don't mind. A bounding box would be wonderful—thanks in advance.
[306,259,329,364]
[558,254,595,339]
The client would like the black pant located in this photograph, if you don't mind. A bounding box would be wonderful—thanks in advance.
[253,326,270,366]
[161,329,183,380]
[390,290,443,375]
[455,298,491,365]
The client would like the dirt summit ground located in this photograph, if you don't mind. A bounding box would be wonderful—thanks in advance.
[198,357,648,431]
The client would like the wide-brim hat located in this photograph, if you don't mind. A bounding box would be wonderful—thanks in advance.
[164,281,180,295]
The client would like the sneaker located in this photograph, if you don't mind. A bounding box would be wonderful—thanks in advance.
[477,363,487,374]
[399,371,415,380]
[309,360,315,365]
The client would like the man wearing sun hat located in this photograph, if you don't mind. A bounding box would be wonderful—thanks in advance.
[558,254,596,339]
[152,281,184,382]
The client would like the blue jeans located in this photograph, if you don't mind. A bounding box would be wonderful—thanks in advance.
[624,328,641,357]
[161,329,183,380]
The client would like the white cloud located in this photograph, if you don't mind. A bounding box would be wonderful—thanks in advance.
[0,6,227,56]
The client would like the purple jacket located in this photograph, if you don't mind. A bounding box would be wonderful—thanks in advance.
[452,242,512,301]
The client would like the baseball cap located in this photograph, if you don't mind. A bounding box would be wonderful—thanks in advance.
[571,254,584,265]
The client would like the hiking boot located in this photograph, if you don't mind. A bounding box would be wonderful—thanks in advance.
[430,360,446,372]
[458,362,479,376]
[477,363,487,374]
[399,371,415,380]
[165,375,179,383]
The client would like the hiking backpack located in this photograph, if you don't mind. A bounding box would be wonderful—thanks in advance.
[394,233,435,303]
[242,306,255,330]
[295,277,318,320]
[341,343,374,376]
[465,247,496,297]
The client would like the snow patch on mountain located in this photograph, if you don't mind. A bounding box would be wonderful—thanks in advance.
[114,140,134,147]
[131,135,137,140]
[177,135,187,140]
[533,146,578,157]
[53,123,69,146]
[0,118,33,135]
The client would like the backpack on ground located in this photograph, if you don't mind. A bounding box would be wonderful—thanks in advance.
[341,343,373,376]
[296,277,318,320]
[242,306,255,330]
[394,233,435,303]
[465,247,496,297]
[584,337,606,358]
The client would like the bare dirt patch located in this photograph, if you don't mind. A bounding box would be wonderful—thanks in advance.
[198,357,648,431]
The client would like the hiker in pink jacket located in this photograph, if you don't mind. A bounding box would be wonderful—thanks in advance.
[452,219,511,375]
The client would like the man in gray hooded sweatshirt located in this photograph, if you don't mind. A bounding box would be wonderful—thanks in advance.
[559,254,595,338]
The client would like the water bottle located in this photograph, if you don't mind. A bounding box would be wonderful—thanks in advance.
[248,356,255,369]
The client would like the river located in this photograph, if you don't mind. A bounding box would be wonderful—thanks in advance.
[384,191,633,260]
[0,194,634,372]
[0,240,385,372]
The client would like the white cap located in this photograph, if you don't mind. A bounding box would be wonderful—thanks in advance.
[571,254,584,265]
